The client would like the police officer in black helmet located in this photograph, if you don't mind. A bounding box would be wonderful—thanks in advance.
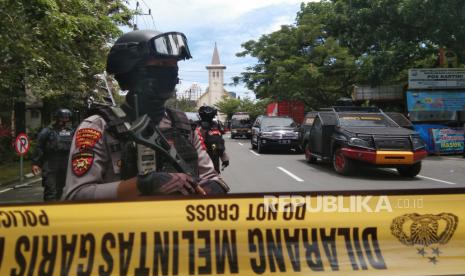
[62,30,229,200]
[197,106,229,174]
[32,108,74,201]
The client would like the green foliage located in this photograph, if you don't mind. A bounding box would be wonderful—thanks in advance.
[166,97,198,112]
[0,0,133,109]
[239,98,271,120]
[236,0,465,109]
[214,96,241,120]
[215,96,270,120]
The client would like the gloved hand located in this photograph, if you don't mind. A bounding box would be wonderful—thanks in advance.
[137,172,205,195]
[221,160,229,170]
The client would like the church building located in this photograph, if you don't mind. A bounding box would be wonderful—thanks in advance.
[197,43,230,120]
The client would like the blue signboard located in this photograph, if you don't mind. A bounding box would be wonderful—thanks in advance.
[431,128,464,154]
[406,90,465,112]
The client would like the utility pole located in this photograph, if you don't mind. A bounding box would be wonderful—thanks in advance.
[133,1,154,31]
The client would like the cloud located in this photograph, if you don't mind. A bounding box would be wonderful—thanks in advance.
[131,0,311,98]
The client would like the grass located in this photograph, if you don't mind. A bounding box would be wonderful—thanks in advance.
[0,159,32,184]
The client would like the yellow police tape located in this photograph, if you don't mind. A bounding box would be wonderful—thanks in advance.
[0,193,464,275]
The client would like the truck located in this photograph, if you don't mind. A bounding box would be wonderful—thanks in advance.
[230,112,252,139]
[266,100,305,124]
[304,106,428,177]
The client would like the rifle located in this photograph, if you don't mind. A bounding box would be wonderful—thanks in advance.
[128,114,201,183]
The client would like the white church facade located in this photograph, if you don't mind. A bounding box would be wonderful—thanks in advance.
[197,43,230,121]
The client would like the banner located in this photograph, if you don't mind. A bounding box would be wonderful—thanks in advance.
[408,68,465,89]
[431,128,464,154]
[0,192,464,275]
[406,90,465,112]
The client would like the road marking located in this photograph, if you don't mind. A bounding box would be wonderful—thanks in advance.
[387,169,456,185]
[0,188,13,194]
[0,178,42,194]
[238,143,244,146]
[249,150,260,156]
[417,175,456,185]
[277,167,304,182]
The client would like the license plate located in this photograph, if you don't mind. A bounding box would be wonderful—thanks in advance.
[279,140,290,144]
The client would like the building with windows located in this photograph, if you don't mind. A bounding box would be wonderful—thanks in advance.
[197,43,231,120]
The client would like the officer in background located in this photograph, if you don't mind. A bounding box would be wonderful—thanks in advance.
[31,109,74,201]
[62,30,229,200]
[197,106,229,174]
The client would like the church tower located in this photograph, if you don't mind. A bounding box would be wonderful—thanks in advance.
[205,43,226,105]
[197,43,230,121]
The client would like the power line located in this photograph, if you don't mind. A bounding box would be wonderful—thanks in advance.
[139,0,157,29]
[133,1,153,30]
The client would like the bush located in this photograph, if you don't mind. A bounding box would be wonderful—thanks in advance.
[0,126,15,164]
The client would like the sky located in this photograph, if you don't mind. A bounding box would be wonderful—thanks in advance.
[126,0,312,100]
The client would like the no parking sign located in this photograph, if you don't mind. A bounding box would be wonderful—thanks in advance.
[14,132,30,156]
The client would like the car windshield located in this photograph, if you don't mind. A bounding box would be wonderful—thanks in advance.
[231,119,251,128]
[338,114,398,127]
[262,117,295,128]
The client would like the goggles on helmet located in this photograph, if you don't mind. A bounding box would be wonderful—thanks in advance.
[112,32,192,61]
[150,32,192,60]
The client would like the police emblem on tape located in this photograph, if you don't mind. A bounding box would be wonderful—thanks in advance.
[391,213,458,264]
[75,128,102,149]
[72,151,94,176]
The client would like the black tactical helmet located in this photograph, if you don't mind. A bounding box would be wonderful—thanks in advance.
[54,108,72,120]
[199,106,217,121]
[106,30,192,76]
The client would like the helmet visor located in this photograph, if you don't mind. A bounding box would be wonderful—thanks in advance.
[150,32,192,60]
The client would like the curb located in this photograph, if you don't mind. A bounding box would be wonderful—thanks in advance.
[0,174,40,188]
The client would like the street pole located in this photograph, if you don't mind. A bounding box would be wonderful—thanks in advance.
[19,155,23,184]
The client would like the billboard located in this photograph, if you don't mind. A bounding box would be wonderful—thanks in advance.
[431,128,464,154]
[408,68,465,89]
[406,90,465,112]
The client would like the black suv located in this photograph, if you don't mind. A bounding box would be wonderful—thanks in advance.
[304,107,427,177]
[251,116,300,153]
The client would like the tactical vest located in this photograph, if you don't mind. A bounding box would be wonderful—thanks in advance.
[200,122,225,156]
[90,105,199,180]
[46,127,74,153]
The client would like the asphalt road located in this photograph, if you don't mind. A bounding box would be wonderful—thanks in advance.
[221,135,465,193]
[0,135,464,204]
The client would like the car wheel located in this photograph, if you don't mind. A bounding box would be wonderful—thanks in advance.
[231,134,235,139]
[333,148,352,175]
[257,140,265,153]
[397,162,422,177]
[304,144,317,163]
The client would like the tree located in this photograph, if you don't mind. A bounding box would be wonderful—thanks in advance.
[166,97,198,112]
[235,2,356,109]
[0,0,133,113]
[214,96,241,120]
[214,96,270,120]
[239,98,270,120]
[235,0,465,108]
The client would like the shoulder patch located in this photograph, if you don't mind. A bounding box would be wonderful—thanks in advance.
[76,128,102,150]
[208,129,222,136]
[71,150,94,176]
